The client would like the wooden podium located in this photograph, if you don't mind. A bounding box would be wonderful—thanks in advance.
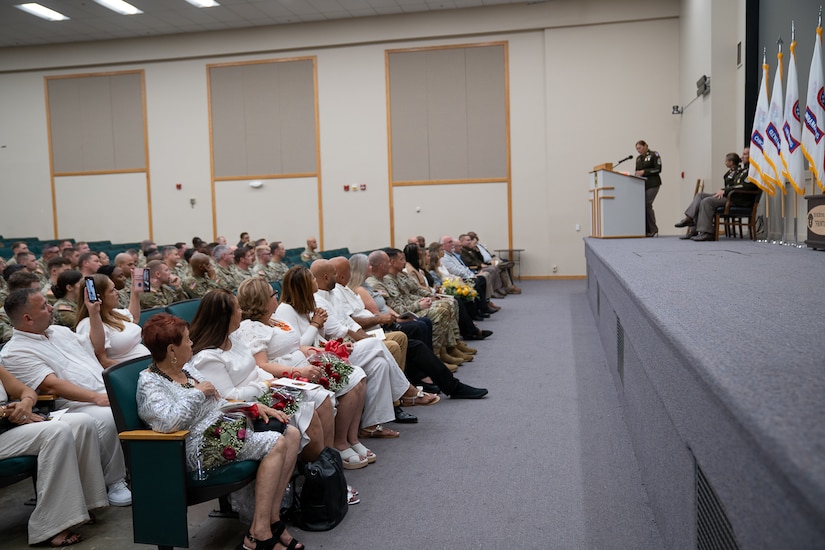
[588,166,646,238]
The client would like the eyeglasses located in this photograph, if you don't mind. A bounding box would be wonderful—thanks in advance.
[271,291,279,299]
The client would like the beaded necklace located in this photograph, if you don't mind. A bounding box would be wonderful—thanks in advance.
[149,363,199,389]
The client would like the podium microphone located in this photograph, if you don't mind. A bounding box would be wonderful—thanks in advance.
[614,155,633,167]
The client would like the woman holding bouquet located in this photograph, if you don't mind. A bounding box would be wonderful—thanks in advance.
[235,278,372,470]
[276,266,439,441]
[187,289,329,464]
[137,314,302,550]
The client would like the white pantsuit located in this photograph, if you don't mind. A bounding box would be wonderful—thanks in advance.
[0,413,108,544]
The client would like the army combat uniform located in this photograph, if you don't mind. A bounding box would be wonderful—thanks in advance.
[139,284,188,309]
[182,274,221,299]
[52,298,78,328]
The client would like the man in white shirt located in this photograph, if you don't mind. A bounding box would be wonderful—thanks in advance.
[327,257,487,400]
[310,260,442,429]
[1,288,132,507]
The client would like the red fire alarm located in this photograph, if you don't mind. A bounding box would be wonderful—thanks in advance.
[176,183,182,190]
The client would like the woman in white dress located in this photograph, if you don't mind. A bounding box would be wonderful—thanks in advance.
[236,278,373,470]
[75,273,148,368]
[275,266,438,443]
[188,289,332,464]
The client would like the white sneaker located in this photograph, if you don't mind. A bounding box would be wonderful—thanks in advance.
[107,480,132,506]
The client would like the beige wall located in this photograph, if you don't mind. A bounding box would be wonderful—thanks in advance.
[0,0,694,276]
[679,0,743,204]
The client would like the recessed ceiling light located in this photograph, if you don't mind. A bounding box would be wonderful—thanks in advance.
[15,3,70,21]
[93,0,143,15]
[185,0,220,7]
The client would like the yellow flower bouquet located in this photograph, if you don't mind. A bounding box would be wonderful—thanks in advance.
[441,277,478,301]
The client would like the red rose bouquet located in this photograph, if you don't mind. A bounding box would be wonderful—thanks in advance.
[307,351,354,393]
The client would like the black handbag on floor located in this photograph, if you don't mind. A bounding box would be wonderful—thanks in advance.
[289,446,348,531]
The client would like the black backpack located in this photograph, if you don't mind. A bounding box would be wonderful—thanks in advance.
[284,446,348,531]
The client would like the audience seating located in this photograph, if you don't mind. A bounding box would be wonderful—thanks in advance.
[103,356,259,549]
[138,307,166,327]
[0,456,37,491]
[164,298,201,324]
[713,189,763,240]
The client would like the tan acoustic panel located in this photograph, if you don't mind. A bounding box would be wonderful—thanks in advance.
[466,45,507,178]
[426,48,469,181]
[389,51,430,182]
[47,73,146,173]
[210,59,316,179]
[388,44,507,182]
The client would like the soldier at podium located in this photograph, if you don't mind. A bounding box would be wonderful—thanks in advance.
[635,140,662,237]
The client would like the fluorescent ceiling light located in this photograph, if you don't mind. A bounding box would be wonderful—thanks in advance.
[16,3,70,21]
[93,0,143,15]
[185,0,220,7]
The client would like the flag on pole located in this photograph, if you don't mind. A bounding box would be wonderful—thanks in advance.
[782,37,806,195]
[763,46,785,193]
[801,25,825,191]
[748,56,777,196]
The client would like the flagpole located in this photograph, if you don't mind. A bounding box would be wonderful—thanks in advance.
[790,21,799,244]
[777,37,787,244]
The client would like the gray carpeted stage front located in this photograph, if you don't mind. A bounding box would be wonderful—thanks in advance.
[585,236,825,549]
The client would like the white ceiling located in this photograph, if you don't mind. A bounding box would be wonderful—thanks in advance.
[0,0,529,48]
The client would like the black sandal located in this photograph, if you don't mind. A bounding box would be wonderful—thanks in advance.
[271,521,304,550]
[237,531,278,550]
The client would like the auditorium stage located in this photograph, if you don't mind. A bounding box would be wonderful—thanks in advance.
[585,236,825,549]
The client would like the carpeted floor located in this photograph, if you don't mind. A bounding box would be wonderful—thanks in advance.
[0,280,661,549]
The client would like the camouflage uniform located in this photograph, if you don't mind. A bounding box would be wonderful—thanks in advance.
[0,307,13,344]
[118,279,131,309]
[267,260,289,282]
[173,261,191,281]
[52,298,78,328]
[396,271,461,343]
[41,283,58,306]
[139,284,188,309]
[300,248,321,263]
[0,286,9,309]
[230,265,253,286]
[252,262,279,282]
[182,274,221,299]
[214,264,238,292]
[367,273,455,351]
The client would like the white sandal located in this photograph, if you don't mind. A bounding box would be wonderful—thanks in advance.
[347,485,361,505]
[336,447,368,470]
[350,442,377,464]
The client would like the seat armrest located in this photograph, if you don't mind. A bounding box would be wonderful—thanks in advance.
[36,394,57,412]
[119,429,190,441]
